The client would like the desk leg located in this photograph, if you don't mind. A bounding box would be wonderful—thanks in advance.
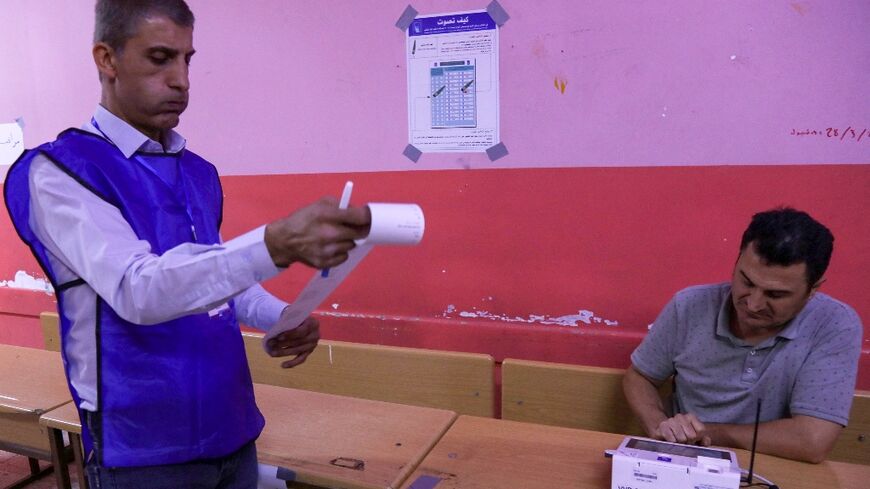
[47,428,71,489]
[70,433,89,489]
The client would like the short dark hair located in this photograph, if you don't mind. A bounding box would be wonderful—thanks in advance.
[94,0,194,52]
[739,207,834,287]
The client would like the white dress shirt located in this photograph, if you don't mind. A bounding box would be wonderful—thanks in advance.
[28,105,288,410]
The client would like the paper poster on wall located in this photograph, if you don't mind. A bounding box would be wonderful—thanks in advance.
[0,122,25,166]
[406,10,499,153]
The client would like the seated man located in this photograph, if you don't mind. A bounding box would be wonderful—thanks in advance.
[623,207,863,463]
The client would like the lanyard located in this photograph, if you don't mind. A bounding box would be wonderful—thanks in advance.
[90,118,199,242]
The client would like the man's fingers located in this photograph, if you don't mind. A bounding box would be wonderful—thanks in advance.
[675,415,698,441]
[281,350,313,369]
[656,414,709,445]
[688,415,706,440]
[658,422,677,443]
[265,199,371,268]
[275,341,317,356]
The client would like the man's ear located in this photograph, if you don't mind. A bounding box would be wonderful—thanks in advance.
[93,42,118,80]
[809,277,826,297]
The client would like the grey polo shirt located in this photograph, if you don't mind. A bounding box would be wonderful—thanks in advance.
[631,283,862,426]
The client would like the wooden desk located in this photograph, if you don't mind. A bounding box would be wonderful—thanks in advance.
[254,383,457,489]
[40,401,88,489]
[0,344,72,489]
[400,416,870,489]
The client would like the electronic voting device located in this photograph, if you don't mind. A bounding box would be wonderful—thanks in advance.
[609,436,741,489]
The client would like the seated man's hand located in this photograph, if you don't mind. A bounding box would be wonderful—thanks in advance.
[265,315,320,368]
[655,413,712,446]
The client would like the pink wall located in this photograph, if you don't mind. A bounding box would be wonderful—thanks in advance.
[2,1,867,175]
[1,2,868,389]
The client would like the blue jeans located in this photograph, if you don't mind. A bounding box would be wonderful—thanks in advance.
[84,412,258,489]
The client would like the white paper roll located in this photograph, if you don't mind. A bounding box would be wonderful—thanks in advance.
[357,203,425,246]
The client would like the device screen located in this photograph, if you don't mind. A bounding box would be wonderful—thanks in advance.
[626,439,731,460]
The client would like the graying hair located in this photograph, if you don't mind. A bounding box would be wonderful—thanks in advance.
[94,0,194,52]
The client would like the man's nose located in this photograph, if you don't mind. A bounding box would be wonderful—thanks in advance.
[168,60,190,91]
[746,290,766,312]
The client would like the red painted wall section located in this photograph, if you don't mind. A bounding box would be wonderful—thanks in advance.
[215,166,870,390]
[2,165,868,389]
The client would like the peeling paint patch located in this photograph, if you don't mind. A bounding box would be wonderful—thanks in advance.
[319,311,424,323]
[442,306,619,327]
[0,270,54,294]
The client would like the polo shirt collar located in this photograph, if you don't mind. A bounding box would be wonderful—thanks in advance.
[87,105,186,158]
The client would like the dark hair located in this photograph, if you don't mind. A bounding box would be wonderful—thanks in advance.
[739,207,834,287]
[94,0,194,52]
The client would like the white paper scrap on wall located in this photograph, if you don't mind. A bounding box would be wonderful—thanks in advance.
[0,122,25,166]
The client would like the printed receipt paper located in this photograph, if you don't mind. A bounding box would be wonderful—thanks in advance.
[263,203,425,346]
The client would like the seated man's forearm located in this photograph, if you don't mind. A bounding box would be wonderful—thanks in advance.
[623,366,669,437]
[705,415,842,464]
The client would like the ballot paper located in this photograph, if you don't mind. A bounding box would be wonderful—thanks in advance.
[263,203,424,347]
[257,463,292,488]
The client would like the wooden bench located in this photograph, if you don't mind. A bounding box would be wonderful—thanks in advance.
[830,390,870,465]
[43,314,495,417]
[501,359,655,435]
[40,311,60,352]
[243,332,495,417]
[502,358,869,465]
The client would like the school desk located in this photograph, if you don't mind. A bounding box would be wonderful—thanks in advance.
[254,383,458,489]
[39,401,87,489]
[400,415,870,489]
[0,344,72,489]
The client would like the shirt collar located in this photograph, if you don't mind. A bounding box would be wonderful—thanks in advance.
[715,284,803,347]
[84,105,186,158]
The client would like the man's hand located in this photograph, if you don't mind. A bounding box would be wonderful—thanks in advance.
[265,315,320,368]
[264,197,372,269]
[655,413,712,446]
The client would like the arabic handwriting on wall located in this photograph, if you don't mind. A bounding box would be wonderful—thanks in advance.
[790,126,868,142]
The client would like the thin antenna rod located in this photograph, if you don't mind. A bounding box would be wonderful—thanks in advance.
[745,398,762,484]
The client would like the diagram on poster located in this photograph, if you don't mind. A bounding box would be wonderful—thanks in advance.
[406,10,499,152]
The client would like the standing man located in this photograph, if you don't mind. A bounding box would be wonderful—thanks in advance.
[623,208,863,463]
[4,1,371,487]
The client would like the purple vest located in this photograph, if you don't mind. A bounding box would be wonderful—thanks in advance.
[4,129,264,467]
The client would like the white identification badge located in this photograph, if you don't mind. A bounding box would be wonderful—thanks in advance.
[208,302,231,318]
